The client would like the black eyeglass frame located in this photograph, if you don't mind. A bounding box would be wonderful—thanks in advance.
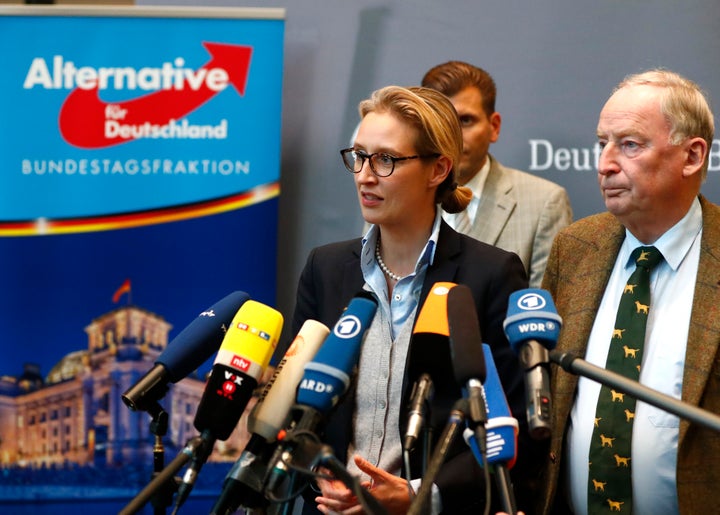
[339,147,440,177]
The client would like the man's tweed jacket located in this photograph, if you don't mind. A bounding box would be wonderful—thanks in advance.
[538,195,720,514]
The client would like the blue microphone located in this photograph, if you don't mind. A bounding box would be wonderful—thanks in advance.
[264,292,378,497]
[122,290,251,412]
[503,288,562,440]
[464,344,518,467]
[464,344,519,514]
[295,292,378,412]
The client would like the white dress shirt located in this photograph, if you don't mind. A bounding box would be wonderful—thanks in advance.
[442,157,490,229]
[566,197,702,515]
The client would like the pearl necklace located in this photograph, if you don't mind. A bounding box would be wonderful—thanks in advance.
[375,239,404,282]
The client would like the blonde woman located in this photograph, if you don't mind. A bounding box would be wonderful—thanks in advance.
[289,86,536,514]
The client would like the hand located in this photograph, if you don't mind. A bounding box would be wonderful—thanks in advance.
[353,455,413,515]
[314,455,413,515]
[314,466,360,515]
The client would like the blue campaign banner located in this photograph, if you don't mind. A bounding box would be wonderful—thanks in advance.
[0,6,285,512]
[0,7,283,221]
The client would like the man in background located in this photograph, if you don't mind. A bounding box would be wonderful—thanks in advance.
[422,61,573,287]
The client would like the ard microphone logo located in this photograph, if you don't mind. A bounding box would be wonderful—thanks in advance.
[516,292,547,311]
[299,378,334,394]
[333,315,362,339]
[514,292,559,334]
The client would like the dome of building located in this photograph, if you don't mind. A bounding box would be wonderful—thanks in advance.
[46,350,89,384]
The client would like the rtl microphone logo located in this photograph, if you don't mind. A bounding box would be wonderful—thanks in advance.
[237,322,272,342]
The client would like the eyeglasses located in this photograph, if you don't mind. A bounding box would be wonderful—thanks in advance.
[340,148,440,177]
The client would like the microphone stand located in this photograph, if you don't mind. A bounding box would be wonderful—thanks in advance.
[551,350,720,432]
[146,401,177,515]
[423,424,433,475]
[119,435,210,515]
[407,399,468,515]
[492,463,517,515]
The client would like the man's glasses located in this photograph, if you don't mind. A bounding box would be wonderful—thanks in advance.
[340,148,440,177]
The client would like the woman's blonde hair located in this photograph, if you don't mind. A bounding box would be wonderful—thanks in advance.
[358,85,472,213]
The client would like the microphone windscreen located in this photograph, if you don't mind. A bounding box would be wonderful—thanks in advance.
[503,288,562,354]
[193,300,284,441]
[480,344,511,419]
[406,282,459,421]
[157,291,251,382]
[214,300,284,375]
[447,283,486,385]
[413,282,454,337]
[296,292,377,413]
[480,344,518,467]
[247,319,329,441]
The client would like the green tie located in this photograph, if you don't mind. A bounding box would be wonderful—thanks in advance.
[587,246,663,514]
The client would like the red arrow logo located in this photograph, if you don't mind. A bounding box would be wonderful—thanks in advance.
[58,42,252,149]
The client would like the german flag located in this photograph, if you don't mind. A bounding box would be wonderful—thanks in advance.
[112,278,131,303]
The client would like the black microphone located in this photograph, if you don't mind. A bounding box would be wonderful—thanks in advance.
[408,283,488,515]
[446,283,488,452]
[403,373,434,451]
[210,320,330,515]
[503,288,562,440]
[122,290,251,412]
[263,292,378,500]
[172,300,284,514]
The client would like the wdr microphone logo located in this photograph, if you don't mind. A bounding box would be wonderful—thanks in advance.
[504,289,563,349]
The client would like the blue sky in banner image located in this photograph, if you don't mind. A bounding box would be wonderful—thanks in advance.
[0,199,279,383]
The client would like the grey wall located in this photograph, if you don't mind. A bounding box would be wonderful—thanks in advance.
[144,0,720,338]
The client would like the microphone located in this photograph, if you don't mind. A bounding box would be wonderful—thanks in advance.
[403,373,434,451]
[248,320,331,440]
[295,292,377,412]
[403,282,457,461]
[173,300,284,513]
[121,290,251,412]
[402,281,473,482]
[210,320,329,515]
[503,288,562,440]
[409,283,488,515]
[446,283,488,453]
[264,292,378,499]
[464,344,519,514]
